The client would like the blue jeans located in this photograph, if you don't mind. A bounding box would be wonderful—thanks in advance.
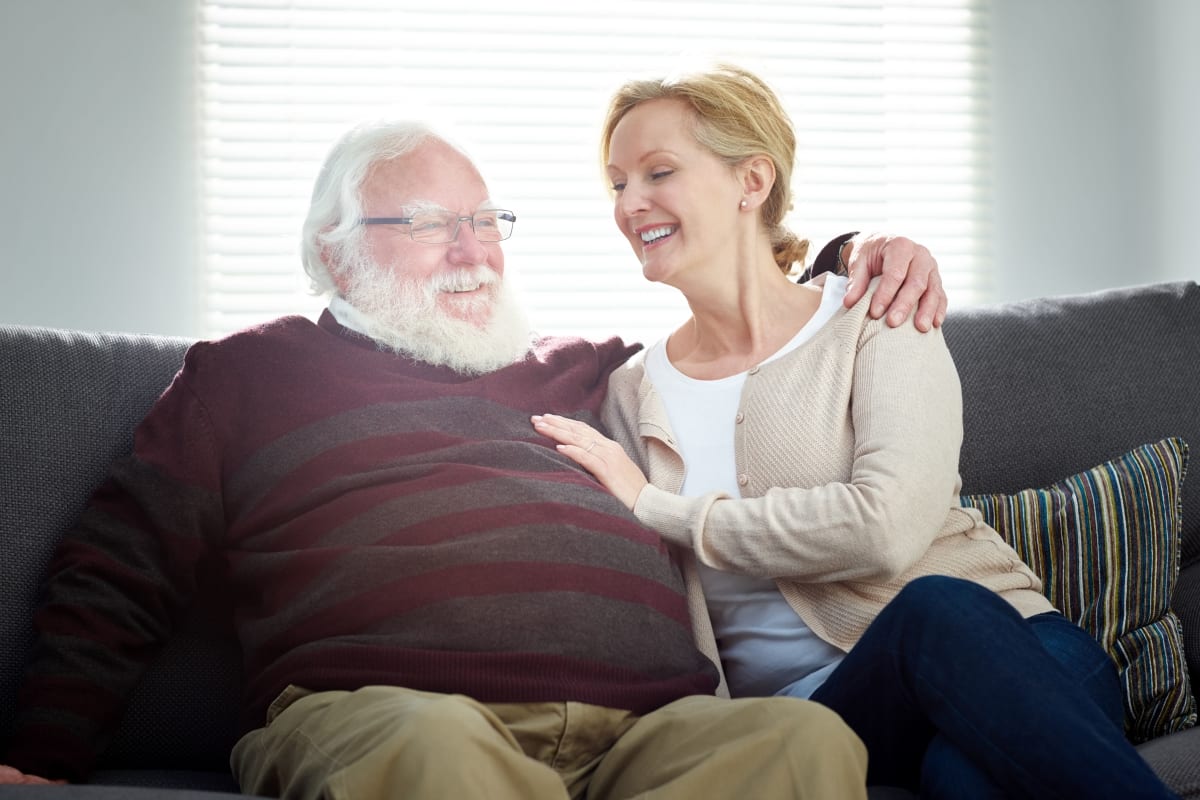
[795,576,1176,799]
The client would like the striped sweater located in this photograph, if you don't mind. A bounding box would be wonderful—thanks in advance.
[8,311,717,780]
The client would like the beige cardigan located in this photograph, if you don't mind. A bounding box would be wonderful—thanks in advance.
[601,282,1054,696]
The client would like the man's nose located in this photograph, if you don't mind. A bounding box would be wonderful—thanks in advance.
[448,218,488,261]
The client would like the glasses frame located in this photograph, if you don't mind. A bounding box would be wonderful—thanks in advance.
[359,209,517,243]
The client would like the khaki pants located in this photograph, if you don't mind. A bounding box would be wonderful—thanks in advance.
[231,685,866,800]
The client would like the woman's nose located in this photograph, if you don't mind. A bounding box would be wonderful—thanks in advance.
[616,183,650,218]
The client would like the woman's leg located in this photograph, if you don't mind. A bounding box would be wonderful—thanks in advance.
[920,608,1131,798]
[806,575,1175,799]
[1027,610,1125,727]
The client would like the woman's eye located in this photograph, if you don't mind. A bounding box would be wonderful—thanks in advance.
[650,170,673,181]
[611,181,626,192]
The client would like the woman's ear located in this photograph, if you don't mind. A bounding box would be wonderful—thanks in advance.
[737,155,776,211]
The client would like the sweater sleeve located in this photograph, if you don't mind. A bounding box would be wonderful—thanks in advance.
[3,362,224,781]
[632,292,965,584]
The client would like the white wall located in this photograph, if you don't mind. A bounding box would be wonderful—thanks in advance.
[1151,0,1200,287]
[1,1,1196,336]
[991,0,1200,302]
[0,0,197,335]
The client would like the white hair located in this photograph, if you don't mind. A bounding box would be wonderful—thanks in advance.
[299,119,474,295]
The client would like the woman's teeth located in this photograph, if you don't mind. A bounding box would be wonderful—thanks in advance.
[640,225,676,244]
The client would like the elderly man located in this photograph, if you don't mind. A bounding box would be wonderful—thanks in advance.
[1,119,943,798]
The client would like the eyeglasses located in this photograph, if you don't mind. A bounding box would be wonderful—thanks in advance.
[359,209,517,243]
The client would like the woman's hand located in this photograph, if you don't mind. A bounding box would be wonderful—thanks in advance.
[531,414,648,510]
[0,765,64,784]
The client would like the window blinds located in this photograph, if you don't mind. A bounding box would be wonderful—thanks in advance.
[199,0,990,342]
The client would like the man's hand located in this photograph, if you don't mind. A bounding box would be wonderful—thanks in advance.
[0,765,65,784]
[842,233,947,332]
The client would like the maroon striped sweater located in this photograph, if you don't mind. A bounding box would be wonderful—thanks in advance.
[8,312,718,779]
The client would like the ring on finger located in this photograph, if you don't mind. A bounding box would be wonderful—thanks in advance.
[585,440,597,453]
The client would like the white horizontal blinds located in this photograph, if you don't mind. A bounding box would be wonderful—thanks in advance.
[199,0,989,343]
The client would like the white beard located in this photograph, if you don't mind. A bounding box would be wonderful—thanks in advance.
[340,259,534,375]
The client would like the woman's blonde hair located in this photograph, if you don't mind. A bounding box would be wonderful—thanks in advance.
[600,63,809,274]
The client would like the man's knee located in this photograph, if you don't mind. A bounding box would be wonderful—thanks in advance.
[754,697,866,757]
[358,689,511,753]
[748,699,868,798]
[271,686,515,763]
[301,689,547,796]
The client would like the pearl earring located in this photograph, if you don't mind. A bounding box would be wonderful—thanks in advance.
[739,199,748,209]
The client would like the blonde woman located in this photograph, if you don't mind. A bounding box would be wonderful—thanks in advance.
[534,64,1177,799]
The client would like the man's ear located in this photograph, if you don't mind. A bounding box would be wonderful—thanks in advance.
[737,155,776,210]
[319,238,352,295]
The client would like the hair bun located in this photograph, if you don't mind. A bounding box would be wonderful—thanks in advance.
[772,229,810,275]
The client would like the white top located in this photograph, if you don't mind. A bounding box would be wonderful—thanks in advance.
[643,277,850,697]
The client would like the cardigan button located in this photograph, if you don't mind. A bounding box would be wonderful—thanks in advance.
[737,474,749,486]
[735,411,745,423]
[748,365,761,375]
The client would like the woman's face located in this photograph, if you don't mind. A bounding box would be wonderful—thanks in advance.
[605,97,745,287]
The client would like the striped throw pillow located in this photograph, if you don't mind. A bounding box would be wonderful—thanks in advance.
[961,437,1195,743]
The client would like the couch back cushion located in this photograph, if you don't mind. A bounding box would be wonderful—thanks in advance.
[0,324,241,773]
[943,280,1200,698]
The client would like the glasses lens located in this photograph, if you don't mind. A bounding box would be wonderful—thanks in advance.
[407,211,456,243]
[472,210,515,242]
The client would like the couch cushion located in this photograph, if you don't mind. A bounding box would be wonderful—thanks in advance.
[963,438,1195,742]
[1134,725,1200,798]
[0,324,241,776]
[944,280,1200,694]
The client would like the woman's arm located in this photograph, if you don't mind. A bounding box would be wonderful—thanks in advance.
[641,313,963,583]
[538,293,964,584]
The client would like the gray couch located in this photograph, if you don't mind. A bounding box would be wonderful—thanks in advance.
[2,280,1199,799]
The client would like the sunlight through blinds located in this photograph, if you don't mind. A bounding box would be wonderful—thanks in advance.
[199,0,990,343]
